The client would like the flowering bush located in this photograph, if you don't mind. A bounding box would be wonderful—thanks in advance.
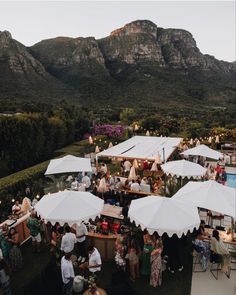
[93,124,124,138]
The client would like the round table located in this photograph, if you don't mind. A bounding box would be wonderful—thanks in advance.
[83,287,107,295]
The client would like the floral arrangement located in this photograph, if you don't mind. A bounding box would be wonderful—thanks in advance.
[87,275,98,295]
[93,124,124,138]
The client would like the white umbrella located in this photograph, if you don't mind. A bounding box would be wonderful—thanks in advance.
[88,136,93,144]
[172,180,236,218]
[35,190,104,225]
[161,159,207,179]
[95,146,100,153]
[128,166,137,180]
[155,153,162,164]
[181,144,223,160]
[128,196,200,237]
[196,140,200,146]
[215,135,220,143]
[146,130,150,136]
[45,155,92,175]
[133,159,139,169]
[108,142,113,148]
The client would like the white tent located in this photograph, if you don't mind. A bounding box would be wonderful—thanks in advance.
[45,155,92,175]
[35,190,104,225]
[181,144,223,160]
[161,159,207,179]
[172,180,236,218]
[128,196,200,237]
[97,136,182,162]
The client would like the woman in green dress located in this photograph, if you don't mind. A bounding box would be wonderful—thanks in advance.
[141,231,154,275]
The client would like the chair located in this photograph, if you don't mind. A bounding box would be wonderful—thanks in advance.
[229,245,236,271]
[192,245,206,272]
[210,251,222,280]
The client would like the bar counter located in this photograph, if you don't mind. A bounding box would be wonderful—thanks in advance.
[0,212,31,245]
[87,231,118,261]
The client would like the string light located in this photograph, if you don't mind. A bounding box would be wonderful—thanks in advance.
[12,198,15,203]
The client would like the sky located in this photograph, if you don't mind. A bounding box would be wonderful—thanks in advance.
[0,1,235,62]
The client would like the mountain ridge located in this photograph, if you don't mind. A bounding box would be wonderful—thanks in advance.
[0,20,235,108]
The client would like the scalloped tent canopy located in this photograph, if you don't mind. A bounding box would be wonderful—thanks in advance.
[128,196,200,237]
[34,190,104,225]
[172,180,236,218]
[161,159,207,179]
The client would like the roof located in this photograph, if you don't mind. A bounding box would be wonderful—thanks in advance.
[97,136,183,161]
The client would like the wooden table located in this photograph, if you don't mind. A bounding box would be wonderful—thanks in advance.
[83,287,107,295]
[87,232,118,261]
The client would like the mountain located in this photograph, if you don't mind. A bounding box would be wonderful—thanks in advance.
[0,20,235,109]
[0,30,71,101]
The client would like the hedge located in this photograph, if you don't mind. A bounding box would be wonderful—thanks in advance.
[0,135,108,198]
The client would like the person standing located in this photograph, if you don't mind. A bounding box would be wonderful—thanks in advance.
[150,239,163,288]
[141,232,154,276]
[26,212,42,253]
[61,226,76,254]
[7,228,23,272]
[87,245,102,276]
[81,172,91,191]
[61,252,75,295]
[75,223,88,263]
[166,234,183,273]
[0,226,10,264]
[127,239,140,282]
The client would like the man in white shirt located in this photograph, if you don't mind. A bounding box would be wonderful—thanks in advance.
[61,252,75,295]
[87,246,102,274]
[130,180,141,192]
[76,223,88,263]
[61,226,76,254]
[81,172,91,190]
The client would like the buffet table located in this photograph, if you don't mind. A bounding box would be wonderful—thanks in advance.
[87,232,118,261]
[0,212,31,245]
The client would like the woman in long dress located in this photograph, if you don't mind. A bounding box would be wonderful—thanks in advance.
[150,239,163,288]
[141,232,154,275]
[8,228,23,271]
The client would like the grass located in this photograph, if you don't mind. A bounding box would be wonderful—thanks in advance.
[11,240,193,295]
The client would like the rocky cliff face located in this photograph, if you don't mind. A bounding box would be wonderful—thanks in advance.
[0,30,50,79]
[98,20,235,74]
[0,20,235,105]
[0,30,66,99]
